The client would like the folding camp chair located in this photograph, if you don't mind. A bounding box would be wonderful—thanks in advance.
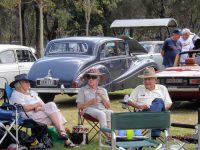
[78,109,108,143]
[0,102,21,149]
[171,123,198,150]
[99,111,171,150]
[3,83,52,148]
[78,109,101,143]
[170,108,200,150]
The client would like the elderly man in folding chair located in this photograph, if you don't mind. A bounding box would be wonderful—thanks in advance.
[76,68,113,140]
[127,67,172,139]
[9,74,78,148]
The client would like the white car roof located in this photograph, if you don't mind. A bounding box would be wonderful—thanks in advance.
[0,44,32,51]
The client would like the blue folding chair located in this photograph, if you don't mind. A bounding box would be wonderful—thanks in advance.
[0,85,23,148]
[2,83,52,149]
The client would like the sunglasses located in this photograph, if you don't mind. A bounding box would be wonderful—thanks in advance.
[87,75,98,80]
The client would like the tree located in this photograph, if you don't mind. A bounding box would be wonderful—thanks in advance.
[0,0,23,44]
[34,0,54,57]
[82,0,96,36]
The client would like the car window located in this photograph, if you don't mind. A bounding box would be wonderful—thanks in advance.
[101,42,118,58]
[117,42,126,55]
[48,42,89,54]
[140,43,152,53]
[0,50,16,63]
[154,44,163,53]
[16,50,35,62]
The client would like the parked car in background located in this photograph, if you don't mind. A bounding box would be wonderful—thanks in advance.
[139,41,164,69]
[156,50,200,101]
[0,45,37,99]
[28,36,160,102]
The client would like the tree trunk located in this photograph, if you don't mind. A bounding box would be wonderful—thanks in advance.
[18,0,23,45]
[38,1,44,57]
[21,2,26,45]
[35,2,41,58]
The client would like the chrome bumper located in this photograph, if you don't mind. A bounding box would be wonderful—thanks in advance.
[168,87,200,92]
[30,87,80,94]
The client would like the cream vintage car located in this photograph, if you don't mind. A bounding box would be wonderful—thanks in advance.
[0,44,37,98]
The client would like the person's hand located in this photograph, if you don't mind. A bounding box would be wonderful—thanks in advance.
[87,98,98,106]
[96,90,104,97]
[138,104,149,110]
[35,102,43,108]
[35,106,43,112]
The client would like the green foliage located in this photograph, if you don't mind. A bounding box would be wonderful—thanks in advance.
[0,0,19,9]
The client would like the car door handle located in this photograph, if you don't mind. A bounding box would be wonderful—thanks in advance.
[149,55,153,59]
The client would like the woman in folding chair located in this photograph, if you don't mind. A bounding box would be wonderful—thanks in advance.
[76,68,113,139]
[9,74,78,148]
[127,67,173,138]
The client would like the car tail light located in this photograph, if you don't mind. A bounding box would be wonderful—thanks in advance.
[72,81,78,88]
[189,79,200,84]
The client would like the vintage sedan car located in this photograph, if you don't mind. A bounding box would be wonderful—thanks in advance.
[139,41,164,69]
[0,44,37,98]
[28,37,161,102]
[156,50,200,101]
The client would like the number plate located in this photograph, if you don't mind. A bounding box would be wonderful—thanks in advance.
[37,78,58,86]
[166,78,183,84]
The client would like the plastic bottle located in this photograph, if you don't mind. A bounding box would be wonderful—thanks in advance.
[122,95,129,109]
[118,130,126,136]
[126,129,133,140]
[134,129,142,136]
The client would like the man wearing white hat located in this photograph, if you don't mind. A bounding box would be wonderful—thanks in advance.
[127,67,172,137]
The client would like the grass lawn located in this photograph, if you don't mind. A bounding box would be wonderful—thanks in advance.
[51,89,198,150]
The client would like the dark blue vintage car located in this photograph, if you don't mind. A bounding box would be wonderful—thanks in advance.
[28,37,160,102]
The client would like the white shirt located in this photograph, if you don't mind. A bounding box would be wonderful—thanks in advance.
[10,90,43,117]
[129,84,172,107]
[10,90,42,106]
[76,85,110,112]
[179,37,194,63]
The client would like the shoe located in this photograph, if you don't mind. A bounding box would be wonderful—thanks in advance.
[64,142,79,148]
[58,131,68,140]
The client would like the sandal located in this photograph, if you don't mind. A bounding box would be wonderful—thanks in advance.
[64,142,79,148]
[58,131,68,140]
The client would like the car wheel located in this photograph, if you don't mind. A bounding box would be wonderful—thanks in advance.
[0,88,4,99]
[39,93,55,103]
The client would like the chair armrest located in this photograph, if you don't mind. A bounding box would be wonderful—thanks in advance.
[100,127,112,133]
[1,103,17,110]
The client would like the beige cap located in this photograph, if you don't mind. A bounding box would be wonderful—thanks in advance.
[138,67,157,78]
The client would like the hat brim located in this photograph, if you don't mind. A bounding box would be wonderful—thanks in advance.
[138,75,157,78]
[10,79,33,88]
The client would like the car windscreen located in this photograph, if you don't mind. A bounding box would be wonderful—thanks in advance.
[139,43,153,53]
[46,42,93,56]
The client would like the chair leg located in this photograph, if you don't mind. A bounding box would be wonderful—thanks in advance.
[99,130,102,150]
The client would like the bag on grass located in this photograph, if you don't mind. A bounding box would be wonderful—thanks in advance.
[70,125,89,145]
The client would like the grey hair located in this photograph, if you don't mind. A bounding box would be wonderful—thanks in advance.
[182,28,191,35]
[14,82,21,90]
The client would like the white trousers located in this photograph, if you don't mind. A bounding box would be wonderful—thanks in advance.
[85,107,113,127]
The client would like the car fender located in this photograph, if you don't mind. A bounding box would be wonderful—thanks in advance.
[112,58,159,85]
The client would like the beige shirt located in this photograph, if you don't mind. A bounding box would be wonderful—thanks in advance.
[76,85,110,111]
[129,84,172,107]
